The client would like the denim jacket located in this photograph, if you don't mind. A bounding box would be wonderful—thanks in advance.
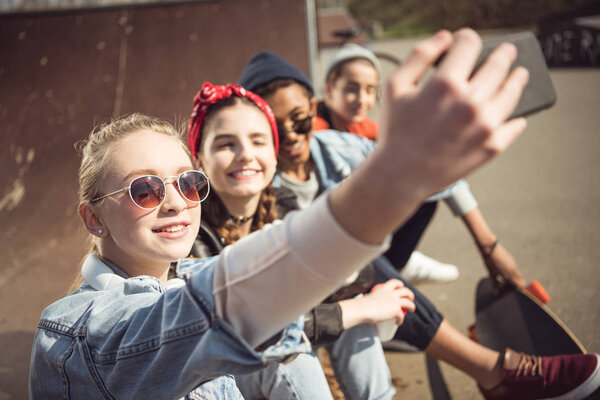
[29,255,308,399]
[274,129,477,216]
[30,194,387,399]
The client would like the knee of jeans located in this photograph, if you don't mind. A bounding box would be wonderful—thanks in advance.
[329,324,382,365]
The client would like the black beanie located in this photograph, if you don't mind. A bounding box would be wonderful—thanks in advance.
[238,51,314,95]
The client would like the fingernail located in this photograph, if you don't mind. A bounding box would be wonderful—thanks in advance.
[501,42,517,59]
[434,30,449,43]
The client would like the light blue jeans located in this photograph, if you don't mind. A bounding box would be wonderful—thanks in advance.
[235,323,395,400]
[235,352,333,399]
[327,323,395,400]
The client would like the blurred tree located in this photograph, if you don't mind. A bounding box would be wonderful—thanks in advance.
[317,0,347,8]
[346,0,597,36]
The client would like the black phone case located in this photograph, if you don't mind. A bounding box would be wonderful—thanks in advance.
[477,31,557,119]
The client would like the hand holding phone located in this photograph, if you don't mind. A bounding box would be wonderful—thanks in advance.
[435,31,556,119]
[478,31,556,119]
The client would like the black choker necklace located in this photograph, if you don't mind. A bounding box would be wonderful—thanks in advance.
[229,214,254,224]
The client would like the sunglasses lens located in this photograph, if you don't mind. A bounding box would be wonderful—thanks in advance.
[294,116,312,134]
[129,176,165,209]
[178,171,210,203]
[277,116,312,142]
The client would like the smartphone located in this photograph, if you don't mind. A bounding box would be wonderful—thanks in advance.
[436,31,557,119]
[479,31,556,119]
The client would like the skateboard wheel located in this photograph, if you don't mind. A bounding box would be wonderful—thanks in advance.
[468,324,478,342]
[526,280,550,304]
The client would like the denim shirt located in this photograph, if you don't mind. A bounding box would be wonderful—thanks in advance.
[274,129,475,214]
[29,255,308,399]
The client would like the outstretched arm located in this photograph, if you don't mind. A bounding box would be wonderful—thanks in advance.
[216,29,529,347]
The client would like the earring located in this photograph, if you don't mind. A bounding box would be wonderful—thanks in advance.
[98,228,104,235]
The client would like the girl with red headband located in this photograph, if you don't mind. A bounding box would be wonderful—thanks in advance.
[187,82,415,399]
[187,82,280,246]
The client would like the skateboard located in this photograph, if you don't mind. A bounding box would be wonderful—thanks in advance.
[471,277,586,356]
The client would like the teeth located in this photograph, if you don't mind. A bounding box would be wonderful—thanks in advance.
[286,142,302,150]
[232,170,258,177]
[160,224,185,233]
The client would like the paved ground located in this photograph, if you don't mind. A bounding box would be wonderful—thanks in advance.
[1,34,599,400]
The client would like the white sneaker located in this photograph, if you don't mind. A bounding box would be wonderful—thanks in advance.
[400,251,459,284]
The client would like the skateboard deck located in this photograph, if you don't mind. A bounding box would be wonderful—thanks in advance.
[474,277,586,356]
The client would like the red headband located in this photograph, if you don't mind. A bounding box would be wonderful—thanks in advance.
[187,82,279,159]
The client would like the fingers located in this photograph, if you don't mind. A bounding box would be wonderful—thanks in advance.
[436,32,526,125]
[436,28,482,82]
[510,274,527,291]
[373,278,405,292]
[371,280,415,307]
[393,287,415,321]
[380,280,414,300]
[397,286,414,302]
[400,297,416,313]
[491,244,527,290]
[364,282,415,325]
[387,278,406,290]
[470,42,518,103]
[395,298,416,325]
[487,66,529,125]
[485,67,529,152]
[490,274,503,293]
[388,30,452,95]
[486,117,527,155]
[441,65,528,156]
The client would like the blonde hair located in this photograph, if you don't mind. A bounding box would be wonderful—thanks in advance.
[78,113,189,204]
[68,114,189,293]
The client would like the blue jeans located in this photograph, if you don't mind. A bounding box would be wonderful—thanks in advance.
[235,323,394,400]
[235,352,333,399]
[327,323,395,400]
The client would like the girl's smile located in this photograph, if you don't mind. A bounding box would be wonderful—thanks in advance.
[280,136,308,157]
[199,103,277,203]
[228,168,263,180]
[152,221,191,238]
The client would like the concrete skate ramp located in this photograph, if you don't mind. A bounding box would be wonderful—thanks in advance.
[0,1,309,397]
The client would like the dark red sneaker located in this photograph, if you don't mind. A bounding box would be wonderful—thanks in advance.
[480,348,600,400]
